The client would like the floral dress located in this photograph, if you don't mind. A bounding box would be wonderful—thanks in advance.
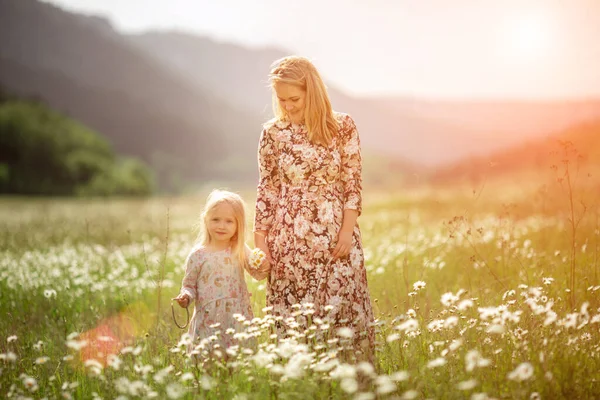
[179,246,265,354]
[254,112,374,349]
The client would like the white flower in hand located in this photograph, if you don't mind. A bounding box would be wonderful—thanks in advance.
[249,248,266,270]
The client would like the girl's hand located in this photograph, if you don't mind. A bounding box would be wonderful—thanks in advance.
[254,232,273,264]
[174,293,190,308]
[332,228,353,260]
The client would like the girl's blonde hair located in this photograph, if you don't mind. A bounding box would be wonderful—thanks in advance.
[269,55,339,146]
[196,189,247,268]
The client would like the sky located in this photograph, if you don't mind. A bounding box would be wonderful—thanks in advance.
[43,0,600,100]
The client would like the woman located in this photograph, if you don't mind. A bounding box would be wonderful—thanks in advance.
[253,56,374,356]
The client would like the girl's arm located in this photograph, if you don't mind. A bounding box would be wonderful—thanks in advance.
[178,248,204,302]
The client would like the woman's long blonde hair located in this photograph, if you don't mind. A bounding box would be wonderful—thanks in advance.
[196,189,247,268]
[269,56,339,146]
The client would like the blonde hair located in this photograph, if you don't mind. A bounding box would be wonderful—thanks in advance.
[196,189,248,268]
[269,56,339,146]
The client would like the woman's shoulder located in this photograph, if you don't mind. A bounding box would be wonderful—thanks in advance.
[333,111,356,131]
[262,117,291,132]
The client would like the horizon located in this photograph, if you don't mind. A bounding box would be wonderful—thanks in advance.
[40,0,600,101]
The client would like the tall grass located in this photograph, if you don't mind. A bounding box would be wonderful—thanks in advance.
[1,176,599,399]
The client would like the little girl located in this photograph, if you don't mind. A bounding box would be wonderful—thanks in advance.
[174,189,269,355]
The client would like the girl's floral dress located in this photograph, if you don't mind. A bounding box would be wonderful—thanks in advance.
[254,112,374,350]
[179,246,265,353]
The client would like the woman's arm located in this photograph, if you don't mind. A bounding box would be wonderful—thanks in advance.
[332,114,363,259]
[254,126,280,262]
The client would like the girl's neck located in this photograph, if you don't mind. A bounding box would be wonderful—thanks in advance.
[206,241,231,253]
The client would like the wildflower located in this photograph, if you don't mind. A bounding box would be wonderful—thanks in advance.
[391,370,410,381]
[396,318,419,332]
[7,335,17,343]
[200,375,216,390]
[542,277,554,285]
[386,333,400,343]
[413,281,426,291]
[330,363,357,379]
[340,378,358,394]
[180,372,194,382]
[375,375,396,395]
[458,299,474,311]
[337,327,354,339]
[427,357,447,368]
[507,362,534,381]
[401,390,419,399]
[153,366,174,384]
[166,382,186,399]
[449,339,463,351]
[457,379,478,390]
[444,316,459,329]
[441,292,460,307]
[249,248,266,269]
[486,324,505,334]
[22,376,39,392]
[465,350,491,372]
[107,355,122,370]
[66,339,88,351]
[44,289,57,298]
[35,356,50,365]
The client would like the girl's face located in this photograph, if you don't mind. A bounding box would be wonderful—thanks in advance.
[206,203,237,246]
[274,82,306,124]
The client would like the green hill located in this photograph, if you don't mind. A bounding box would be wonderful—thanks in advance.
[0,93,154,196]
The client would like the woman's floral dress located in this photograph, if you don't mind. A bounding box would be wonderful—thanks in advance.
[179,246,265,354]
[254,112,374,350]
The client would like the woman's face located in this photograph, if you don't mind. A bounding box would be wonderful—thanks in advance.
[274,82,306,124]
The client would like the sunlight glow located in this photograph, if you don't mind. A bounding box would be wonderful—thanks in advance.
[500,13,554,64]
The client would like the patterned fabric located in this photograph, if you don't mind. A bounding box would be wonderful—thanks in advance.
[255,112,374,349]
[179,246,265,352]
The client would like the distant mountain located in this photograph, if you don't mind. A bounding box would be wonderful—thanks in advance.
[2,0,599,191]
[431,119,600,184]
[0,0,262,188]
[129,31,600,166]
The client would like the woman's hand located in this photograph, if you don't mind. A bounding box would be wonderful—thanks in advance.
[173,293,190,308]
[332,228,353,259]
[258,258,271,274]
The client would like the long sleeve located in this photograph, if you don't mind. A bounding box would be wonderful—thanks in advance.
[180,249,204,300]
[254,126,281,231]
[340,114,363,215]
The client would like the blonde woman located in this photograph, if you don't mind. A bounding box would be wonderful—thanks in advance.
[253,56,374,357]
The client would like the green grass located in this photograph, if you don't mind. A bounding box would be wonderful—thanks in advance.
[1,176,600,399]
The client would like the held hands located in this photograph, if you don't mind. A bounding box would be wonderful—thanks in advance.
[332,227,353,260]
[254,231,273,265]
[249,247,272,274]
[173,293,190,308]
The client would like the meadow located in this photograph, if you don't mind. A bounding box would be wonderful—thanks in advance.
[1,165,600,399]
